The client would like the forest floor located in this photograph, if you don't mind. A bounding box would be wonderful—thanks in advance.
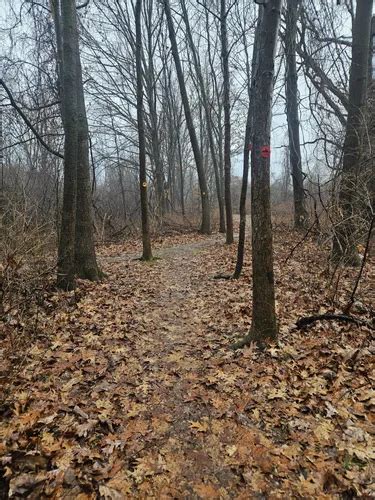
[0,223,374,498]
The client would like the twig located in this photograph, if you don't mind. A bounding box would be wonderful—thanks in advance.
[196,0,221,21]
[343,215,374,315]
[284,217,318,264]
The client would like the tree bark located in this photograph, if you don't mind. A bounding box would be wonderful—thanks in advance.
[163,0,211,234]
[332,0,373,266]
[368,17,375,212]
[75,53,101,280]
[177,132,185,216]
[233,11,262,279]
[54,0,101,288]
[285,0,308,230]
[57,0,78,290]
[136,0,153,260]
[249,0,281,343]
[221,0,234,244]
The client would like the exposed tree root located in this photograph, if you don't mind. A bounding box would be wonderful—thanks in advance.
[230,334,253,350]
[230,334,269,351]
[296,314,374,330]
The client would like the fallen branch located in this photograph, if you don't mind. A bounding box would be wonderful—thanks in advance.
[296,313,374,330]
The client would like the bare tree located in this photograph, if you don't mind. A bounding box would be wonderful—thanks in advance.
[180,0,225,233]
[163,0,211,234]
[143,0,166,217]
[136,0,152,260]
[332,0,373,266]
[284,0,308,229]
[221,0,234,244]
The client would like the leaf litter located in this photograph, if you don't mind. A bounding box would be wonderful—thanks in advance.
[0,226,374,498]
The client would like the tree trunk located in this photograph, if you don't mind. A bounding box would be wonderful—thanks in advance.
[368,17,375,212]
[163,0,211,234]
[75,54,101,280]
[233,10,262,279]
[217,107,225,220]
[0,109,4,210]
[332,0,373,266]
[180,0,225,233]
[54,0,100,288]
[177,133,185,216]
[285,0,308,230]
[56,0,78,290]
[221,0,234,244]
[249,0,281,343]
[136,0,153,260]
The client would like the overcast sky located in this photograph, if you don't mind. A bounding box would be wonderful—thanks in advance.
[0,0,358,184]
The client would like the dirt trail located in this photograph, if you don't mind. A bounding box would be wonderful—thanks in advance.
[88,233,246,496]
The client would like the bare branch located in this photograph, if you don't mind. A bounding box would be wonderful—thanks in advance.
[0,79,64,159]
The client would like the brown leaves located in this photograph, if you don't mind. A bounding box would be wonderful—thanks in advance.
[189,420,209,433]
[8,472,47,497]
[193,482,221,498]
[0,230,374,497]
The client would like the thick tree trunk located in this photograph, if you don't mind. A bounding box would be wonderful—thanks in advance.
[55,0,100,287]
[249,0,281,343]
[368,17,375,212]
[136,0,153,260]
[285,0,308,230]
[332,0,373,266]
[221,0,234,244]
[233,11,262,279]
[57,0,78,290]
[180,0,225,233]
[75,55,101,280]
[163,0,211,234]
[0,109,4,212]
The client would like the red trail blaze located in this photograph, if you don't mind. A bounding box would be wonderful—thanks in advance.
[260,145,271,158]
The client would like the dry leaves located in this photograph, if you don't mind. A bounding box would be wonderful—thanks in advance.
[0,227,374,497]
